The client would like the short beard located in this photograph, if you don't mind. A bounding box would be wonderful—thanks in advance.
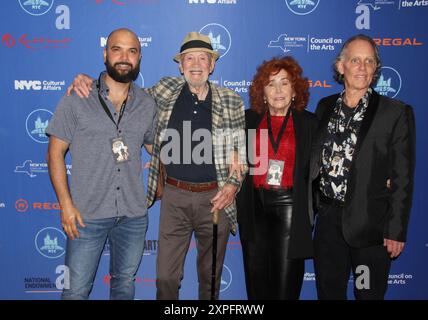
[105,57,140,83]
[183,74,209,89]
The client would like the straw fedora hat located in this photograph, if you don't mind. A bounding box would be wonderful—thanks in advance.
[173,31,220,62]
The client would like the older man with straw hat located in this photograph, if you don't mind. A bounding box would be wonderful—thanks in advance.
[146,31,247,300]
[67,31,247,300]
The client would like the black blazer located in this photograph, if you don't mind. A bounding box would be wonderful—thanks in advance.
[236,108,318,259]
[310,90,416,248]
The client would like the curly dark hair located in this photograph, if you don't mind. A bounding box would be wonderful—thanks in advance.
[249,56,309,114]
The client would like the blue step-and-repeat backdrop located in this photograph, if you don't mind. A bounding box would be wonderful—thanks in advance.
[0,0,427,300]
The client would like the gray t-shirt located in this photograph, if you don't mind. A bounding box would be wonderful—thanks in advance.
[46,72,157,219]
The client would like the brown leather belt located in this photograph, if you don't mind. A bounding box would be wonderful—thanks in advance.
[166,177,218,192]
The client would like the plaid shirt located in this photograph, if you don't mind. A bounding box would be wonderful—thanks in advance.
[145,77,247,234]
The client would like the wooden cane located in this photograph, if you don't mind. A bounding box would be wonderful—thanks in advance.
[210,209,219,300]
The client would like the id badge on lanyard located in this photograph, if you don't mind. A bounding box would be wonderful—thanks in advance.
[265,109,291,186]
[111,136,130,164]
[97,77,130,165]
[266,159,285,186]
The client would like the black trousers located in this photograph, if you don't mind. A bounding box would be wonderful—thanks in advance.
[241,188,304,300]
[313,199,391,300]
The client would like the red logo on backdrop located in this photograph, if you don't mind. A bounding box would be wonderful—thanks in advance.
[2,34,71,50]
[15,199,29,212]
[227,240,242,251]
[2,33,16,48]
[103,275,111,284]
[32,202,61,210]
[308,79,332,88]
[373,37,423,47]
[15,200,60,212]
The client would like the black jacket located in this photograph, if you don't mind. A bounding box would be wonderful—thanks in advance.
[236,108,318,259]
[310,90,416,248]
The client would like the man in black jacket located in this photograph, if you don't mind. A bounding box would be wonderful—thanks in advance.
[310,34,416,300]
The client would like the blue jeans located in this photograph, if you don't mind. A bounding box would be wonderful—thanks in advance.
[61,215,148,300]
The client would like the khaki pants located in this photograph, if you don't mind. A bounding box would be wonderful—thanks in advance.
[156,183,230,300]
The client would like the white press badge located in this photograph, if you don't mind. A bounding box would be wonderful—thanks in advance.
[111,137,130,164]
[266,159,284,186]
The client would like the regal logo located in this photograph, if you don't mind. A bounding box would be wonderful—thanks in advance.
[33,202,61,210]
[308,80,332,88]
[15,199,61,212]
[373,37,423,46]
[15,199,29,212]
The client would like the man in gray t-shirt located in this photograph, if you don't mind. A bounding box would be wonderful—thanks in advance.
[46,28,157,300]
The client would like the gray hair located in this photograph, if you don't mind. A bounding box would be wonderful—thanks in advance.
[333,34,382,85]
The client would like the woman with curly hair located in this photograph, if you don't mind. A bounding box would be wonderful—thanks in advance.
[236,56,318,299]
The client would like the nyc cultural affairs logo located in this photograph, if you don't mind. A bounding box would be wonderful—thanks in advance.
[135,73,145,88]
[18,0,55,16]
[220,264,232,292]
[285,0,320,15]
[35,227,66,259]
[25,109,53,143]
[199,23,232,59]
[374,66,402,98]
